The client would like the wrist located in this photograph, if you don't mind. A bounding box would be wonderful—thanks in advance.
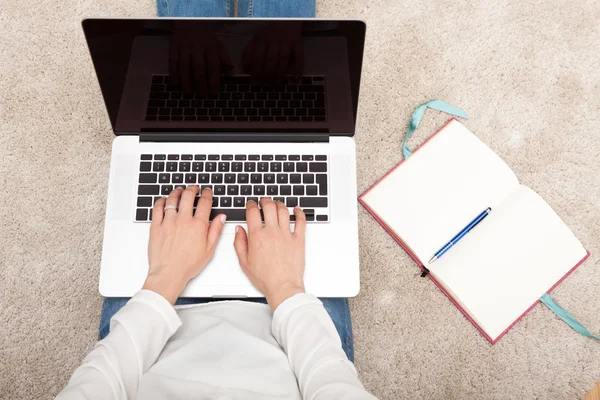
[142,273,187,305]
[266,284,305,311]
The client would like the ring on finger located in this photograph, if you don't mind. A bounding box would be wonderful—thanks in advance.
[164,204,178,212]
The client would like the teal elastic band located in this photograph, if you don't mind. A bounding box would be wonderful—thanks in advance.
[402,100,469,159]
[540,293,600,340]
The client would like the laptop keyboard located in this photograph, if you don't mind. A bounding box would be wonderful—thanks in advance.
[136,153,329,223]
[145,75,327,123]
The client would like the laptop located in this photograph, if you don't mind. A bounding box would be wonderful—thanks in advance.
[82,18,366,297]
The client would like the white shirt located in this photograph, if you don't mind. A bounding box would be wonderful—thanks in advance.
[56,291,377,399]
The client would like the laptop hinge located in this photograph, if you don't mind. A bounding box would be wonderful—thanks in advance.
[139,132,329,143]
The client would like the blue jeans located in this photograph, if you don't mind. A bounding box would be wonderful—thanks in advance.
[157,0,316,18]
[100,297,354,361]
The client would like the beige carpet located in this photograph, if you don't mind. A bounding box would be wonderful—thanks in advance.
[1,0,599,398]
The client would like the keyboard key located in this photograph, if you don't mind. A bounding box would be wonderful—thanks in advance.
[139,173,157,183]
[159,173,170,183]
[254,185,265,195]
[303,174,314,184]
[140,162,152,172]
[212,197,219,208]
[231,162,243,172]
[174,185,186,190]
[172,173,183,183]
[208,155,220,160]
[316,174,328,195]
[286,197,298,207]
[211,174,223,183]
[296,162,308,172]
[234,197,245,207]
[306,185,318,196]
[267,185,278,195]
[227,185,239,195]
[141,154,152,160]
[251,174,262,183]
[206,162,217,172]
[244,162,256,172]
[247,197,259,203]
[195,154,207,160]
[261,155,273,161]
[304,209,315,221]
[137,197,152,207]
[192,162,204,172]
[168,154,179,160]
[283,162,294,172]
[238,173,249,184]
[218,162,230,172]
[235,155,247,160]
[277,174,288,184]
[155,154,166,160]
[225,173,236,183]
[302,155,313,161]
[258,162,268,172]
[222,155,233,161]
[293,185,304,195]
[182,154,193,160]
[290,174,301,184]
[274,197,285,203]
[249,155,260,160]
[220,197,232,207]
[161,185,174,195]
[309,162,327,172]
[280,185,291,195]
[275,155,287,161]
[214,185,226,196]
[166,162,177,172]
[264,174,275,184]
[198,173,210,183]
[316,155,327,161]
[136,208,148,221]
[201,185,213,191]
[180,162,191,172]
[270,162,282,172]
[241,185,252,195]
[153,162,165,172]
[185,173,197,183]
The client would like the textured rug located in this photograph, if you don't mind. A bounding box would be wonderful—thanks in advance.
[1,0,599,398]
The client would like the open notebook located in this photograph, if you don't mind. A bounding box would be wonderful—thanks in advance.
[359,119,589,343]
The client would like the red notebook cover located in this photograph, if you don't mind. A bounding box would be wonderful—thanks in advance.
[357,118,590,344]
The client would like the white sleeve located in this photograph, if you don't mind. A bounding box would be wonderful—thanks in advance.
[271,293,378,400]
[56,290,181,400]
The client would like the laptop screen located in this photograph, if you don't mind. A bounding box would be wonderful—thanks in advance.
[82,19,365,136]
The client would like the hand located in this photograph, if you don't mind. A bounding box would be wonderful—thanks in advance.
[242,22,304,85]
[143,187,226,304]
[169,26,233,94]
[233,198,307,311]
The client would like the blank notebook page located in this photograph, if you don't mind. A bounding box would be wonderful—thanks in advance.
[429,185,588,341]
[360,120,519,263]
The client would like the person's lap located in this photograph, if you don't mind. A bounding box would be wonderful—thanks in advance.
[100,296,354,361]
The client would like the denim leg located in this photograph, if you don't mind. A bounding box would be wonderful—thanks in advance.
[320,298,354,362]
[99,296,354,362]
[238,0,315,18]
[157,0,233,17]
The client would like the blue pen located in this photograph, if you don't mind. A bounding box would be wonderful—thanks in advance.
[428,207,492,264]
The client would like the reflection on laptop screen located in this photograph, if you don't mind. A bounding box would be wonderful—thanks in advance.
[82,19,366,135]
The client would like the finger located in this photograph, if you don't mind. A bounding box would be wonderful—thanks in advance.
[192,49,207,94]
[292,39,304,77]
[292,206,306,238]
[276,201,290,230]
[233,225,249,269]
[276,43,291,82]
[206,42,221,94]
[242,38,255,73]
[169,41,180,86]
[194,187,214,221]
[207,213,227,253]
[178,185,199,217]
[164,188,184,223]
[151,197,166,226]
[245,200,263,232]
[217,40,233,71]
[180,47,192,93]
[250,40,267,85]
[260,197,278,227]
[263,43,279,84]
